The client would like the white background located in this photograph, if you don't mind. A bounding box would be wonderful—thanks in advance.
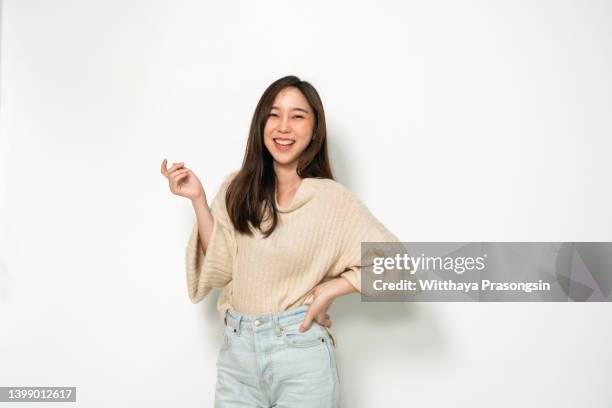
[1,0,611,407]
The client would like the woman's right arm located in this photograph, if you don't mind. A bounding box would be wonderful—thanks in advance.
[190,194,214,254]
[161,159,235,303]
[160,158,212,253]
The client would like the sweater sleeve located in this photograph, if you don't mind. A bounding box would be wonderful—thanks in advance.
[185,174,237,303]
[333,190,401,293]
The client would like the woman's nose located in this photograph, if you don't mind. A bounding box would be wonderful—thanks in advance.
[279,116,291,132]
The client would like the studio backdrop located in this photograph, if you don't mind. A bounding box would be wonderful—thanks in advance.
[1,1,611,407]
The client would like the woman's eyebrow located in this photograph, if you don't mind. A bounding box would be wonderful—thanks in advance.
[271,106,310,114]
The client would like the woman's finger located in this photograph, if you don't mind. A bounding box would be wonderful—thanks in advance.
[167,162,185,176]
[168,167,186,180]
[160,159,169,178]
[172,171,190,185]
[300,309,316,332]
[170,173,188,193]
[170,168,190,181]
[161,160,185,178]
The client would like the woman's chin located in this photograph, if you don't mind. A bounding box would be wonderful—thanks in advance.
[266,149,304,167]
[271,156,299,167]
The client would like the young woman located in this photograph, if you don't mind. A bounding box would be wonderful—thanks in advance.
[161,75,399,407]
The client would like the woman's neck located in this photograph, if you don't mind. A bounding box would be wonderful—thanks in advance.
[274,162,302,193]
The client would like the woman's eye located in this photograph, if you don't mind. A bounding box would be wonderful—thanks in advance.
[267,113,303,119]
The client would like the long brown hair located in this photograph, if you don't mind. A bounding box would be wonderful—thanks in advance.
[225,75,334,237]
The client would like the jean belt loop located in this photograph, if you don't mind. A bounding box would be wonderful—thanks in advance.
[273,315,282,337]
[236,315,243,336]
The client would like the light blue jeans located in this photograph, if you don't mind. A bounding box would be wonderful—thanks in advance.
[215,305,341,407]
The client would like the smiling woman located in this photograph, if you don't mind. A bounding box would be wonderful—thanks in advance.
[266,93,313,155]
[161,75,400,407]
[223,77,333,239]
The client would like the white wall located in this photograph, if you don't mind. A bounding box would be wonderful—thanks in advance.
[1,1,611,407]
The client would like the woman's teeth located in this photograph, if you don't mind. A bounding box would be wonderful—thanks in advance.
[273,138,295,152]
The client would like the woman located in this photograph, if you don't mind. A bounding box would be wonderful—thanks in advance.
[161,75,399,407]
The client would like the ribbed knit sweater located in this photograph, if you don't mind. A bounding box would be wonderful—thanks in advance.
[185,172,400,335]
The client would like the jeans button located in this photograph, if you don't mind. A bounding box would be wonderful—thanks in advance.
[253,319,261,327]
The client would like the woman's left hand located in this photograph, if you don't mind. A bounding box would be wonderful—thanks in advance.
[299,277,357,332]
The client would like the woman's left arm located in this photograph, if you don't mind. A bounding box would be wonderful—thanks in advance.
[299,277,356,332]
[300,187,400,332]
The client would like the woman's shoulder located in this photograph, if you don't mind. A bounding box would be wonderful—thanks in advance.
[214,170,240,199]
[306,177,362,205]
[211,171,239,213]
[306,176,345,192]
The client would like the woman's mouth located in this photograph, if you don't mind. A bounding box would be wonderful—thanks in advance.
[273,138,295,152]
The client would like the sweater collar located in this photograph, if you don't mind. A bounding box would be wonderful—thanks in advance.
[275,177,315,213]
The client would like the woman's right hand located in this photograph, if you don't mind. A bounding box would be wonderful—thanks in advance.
[160,159,206,202]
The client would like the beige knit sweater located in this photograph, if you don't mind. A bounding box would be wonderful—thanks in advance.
[185,172,400,328]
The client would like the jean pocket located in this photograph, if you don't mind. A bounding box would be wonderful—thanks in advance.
[281,322,326,348]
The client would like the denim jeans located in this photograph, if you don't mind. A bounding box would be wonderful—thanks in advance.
[215,305,341,407]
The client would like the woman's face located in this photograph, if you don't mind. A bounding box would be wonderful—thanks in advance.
[263,86,315,169]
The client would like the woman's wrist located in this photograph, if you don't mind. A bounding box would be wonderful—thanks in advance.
[191,193,208,208]
[315,276,357,301]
